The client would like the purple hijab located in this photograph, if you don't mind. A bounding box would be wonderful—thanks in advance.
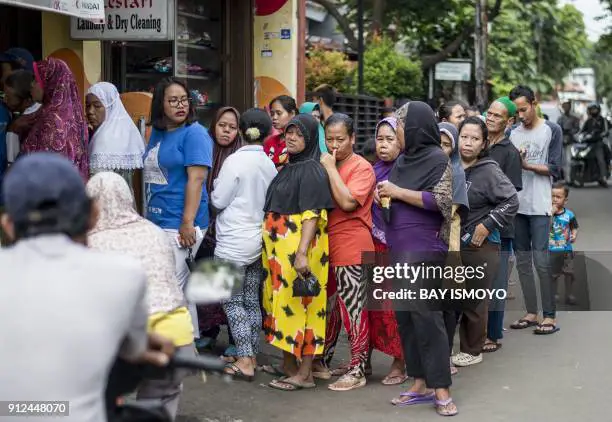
[372,117,401,244]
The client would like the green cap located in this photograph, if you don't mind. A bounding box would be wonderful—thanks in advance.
[495,96,517,117]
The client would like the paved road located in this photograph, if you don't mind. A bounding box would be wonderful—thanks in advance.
[177,183,612,422]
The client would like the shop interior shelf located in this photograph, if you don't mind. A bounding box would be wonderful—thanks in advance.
[177,11,215,21]
[176,43,215,52]
[175,74,210,80]
[126,72,170,78]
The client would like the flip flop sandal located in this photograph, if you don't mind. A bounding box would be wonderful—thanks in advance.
[382,374,409,386]
[224,363,254,382]
[481,342,502,353]
[510,319,539,329]
[390,391,435,406]
[312,369,332,380]
[268,378,315,391]
[534,323,560,335]
[261,364,285,377]
[435,397,458,416]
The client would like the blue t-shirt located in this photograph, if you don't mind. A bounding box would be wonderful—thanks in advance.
[0,102,11,206]
[549,208,578,252]
[143,122,213,230]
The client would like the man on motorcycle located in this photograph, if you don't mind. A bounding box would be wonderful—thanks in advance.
[580,102,610,187]
[0,153,175,422]
[557,101,580,146]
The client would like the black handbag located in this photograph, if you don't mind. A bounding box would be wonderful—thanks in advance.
[292,272,322,297]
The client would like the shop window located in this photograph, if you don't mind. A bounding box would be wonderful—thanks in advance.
[105,0,224,127]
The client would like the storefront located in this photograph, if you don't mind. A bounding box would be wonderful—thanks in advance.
[70,0,254,126]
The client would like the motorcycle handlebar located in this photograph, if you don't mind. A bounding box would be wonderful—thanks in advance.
[168,353,227,373]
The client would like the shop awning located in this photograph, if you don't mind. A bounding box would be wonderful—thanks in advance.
[0,0,104,21]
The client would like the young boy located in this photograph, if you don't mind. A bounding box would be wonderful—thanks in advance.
[549,182,579,305]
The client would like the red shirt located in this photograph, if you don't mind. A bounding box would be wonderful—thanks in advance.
[263,130,288,166]
[328,154,376,266]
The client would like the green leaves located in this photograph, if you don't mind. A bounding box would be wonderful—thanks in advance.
[357,37,423,98]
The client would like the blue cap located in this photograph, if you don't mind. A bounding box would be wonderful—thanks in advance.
[0,48,35,72]
[2,153,88,228]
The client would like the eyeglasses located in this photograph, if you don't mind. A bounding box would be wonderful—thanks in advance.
[167,97,191,108]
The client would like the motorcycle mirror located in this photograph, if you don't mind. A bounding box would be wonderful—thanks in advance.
[186,258,243,304]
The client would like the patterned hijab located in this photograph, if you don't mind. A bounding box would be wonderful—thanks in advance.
[24,58,89,181]
[87,172,185,315]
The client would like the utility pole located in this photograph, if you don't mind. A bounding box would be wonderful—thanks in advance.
[357,0,365,94]
[474,0,487,111]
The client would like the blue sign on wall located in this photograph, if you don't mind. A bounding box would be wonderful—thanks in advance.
[280,29,291,40]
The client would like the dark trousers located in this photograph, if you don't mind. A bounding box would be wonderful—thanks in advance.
[453,242,500,356]
[513,214,556,319]
[395,309,451,389]
[393,257,451,389]
[594,141,609,180]
[487,238,513,342]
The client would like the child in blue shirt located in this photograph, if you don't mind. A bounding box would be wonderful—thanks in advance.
[549,182,579,305]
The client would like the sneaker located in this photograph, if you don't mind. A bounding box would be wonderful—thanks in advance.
[328,373,367,391]
[451,352,483,367]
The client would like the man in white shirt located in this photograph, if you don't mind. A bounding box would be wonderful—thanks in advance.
[0,153,173,422]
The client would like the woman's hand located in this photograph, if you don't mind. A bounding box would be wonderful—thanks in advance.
[294,250,310,277]
[373,187,381,206]
[471,223,490,247]
[320,150,337,170]
[179,221,197,248]
[377,180,400,200]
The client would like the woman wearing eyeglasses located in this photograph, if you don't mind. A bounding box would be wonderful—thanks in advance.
[143,77,214,343]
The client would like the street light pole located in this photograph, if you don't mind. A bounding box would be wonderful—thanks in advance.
[357,0,364,95]
[474,0,487,110]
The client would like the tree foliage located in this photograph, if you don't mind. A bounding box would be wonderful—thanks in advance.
[305,47,353,92]
[488,0,587,97]
[356,37,423,98]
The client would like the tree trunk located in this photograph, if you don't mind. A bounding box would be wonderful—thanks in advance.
[371,0,386,36]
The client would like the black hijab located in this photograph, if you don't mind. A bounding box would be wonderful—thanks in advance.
[263,114,335,215]
[389,101,449,191]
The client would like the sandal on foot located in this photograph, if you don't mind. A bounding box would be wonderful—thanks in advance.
[391,391,435,406]
[481,341,502,353]
[328,373,366,391]
[224,363,254,382]
[261,364,285,377]
[268,377,315,391]
[450,366,458,376]
[330,365,350,377]
[382,374,409,386]
[312,368,332,380]
[534,323,560,335]
[435,397,458,416]
[510,319,539,329]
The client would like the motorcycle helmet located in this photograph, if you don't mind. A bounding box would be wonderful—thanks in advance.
[587,102,601,112]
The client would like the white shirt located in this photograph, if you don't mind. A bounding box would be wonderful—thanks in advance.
[6,103,42,163]
[0,234,148,422]
[211,145,277,266]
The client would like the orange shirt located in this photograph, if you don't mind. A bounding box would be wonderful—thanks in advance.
[328,154,376,267]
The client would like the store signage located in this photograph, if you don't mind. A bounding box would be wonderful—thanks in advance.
[0,0,104,21]
[70,0,173,40]
[435,61,472,82]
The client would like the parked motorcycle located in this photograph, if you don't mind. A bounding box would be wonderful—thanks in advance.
[569,133,611,187]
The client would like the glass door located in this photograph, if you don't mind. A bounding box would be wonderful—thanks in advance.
[174,0,224,127]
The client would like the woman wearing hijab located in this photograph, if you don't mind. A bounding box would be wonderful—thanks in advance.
[439,121,470,377]
[26,57,89,180]
[262,114,335,391]
[87,172,194,421]
[299,102,327,153]
[376,102,457,416]
[368,116,407,385]
[195,106,244,356]
[86,82,145,189]
[450,116,518,368]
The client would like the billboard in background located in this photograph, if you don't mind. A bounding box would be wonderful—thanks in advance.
[0,0,104,21]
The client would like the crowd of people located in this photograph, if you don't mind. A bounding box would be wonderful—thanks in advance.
[0,49,582,421]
